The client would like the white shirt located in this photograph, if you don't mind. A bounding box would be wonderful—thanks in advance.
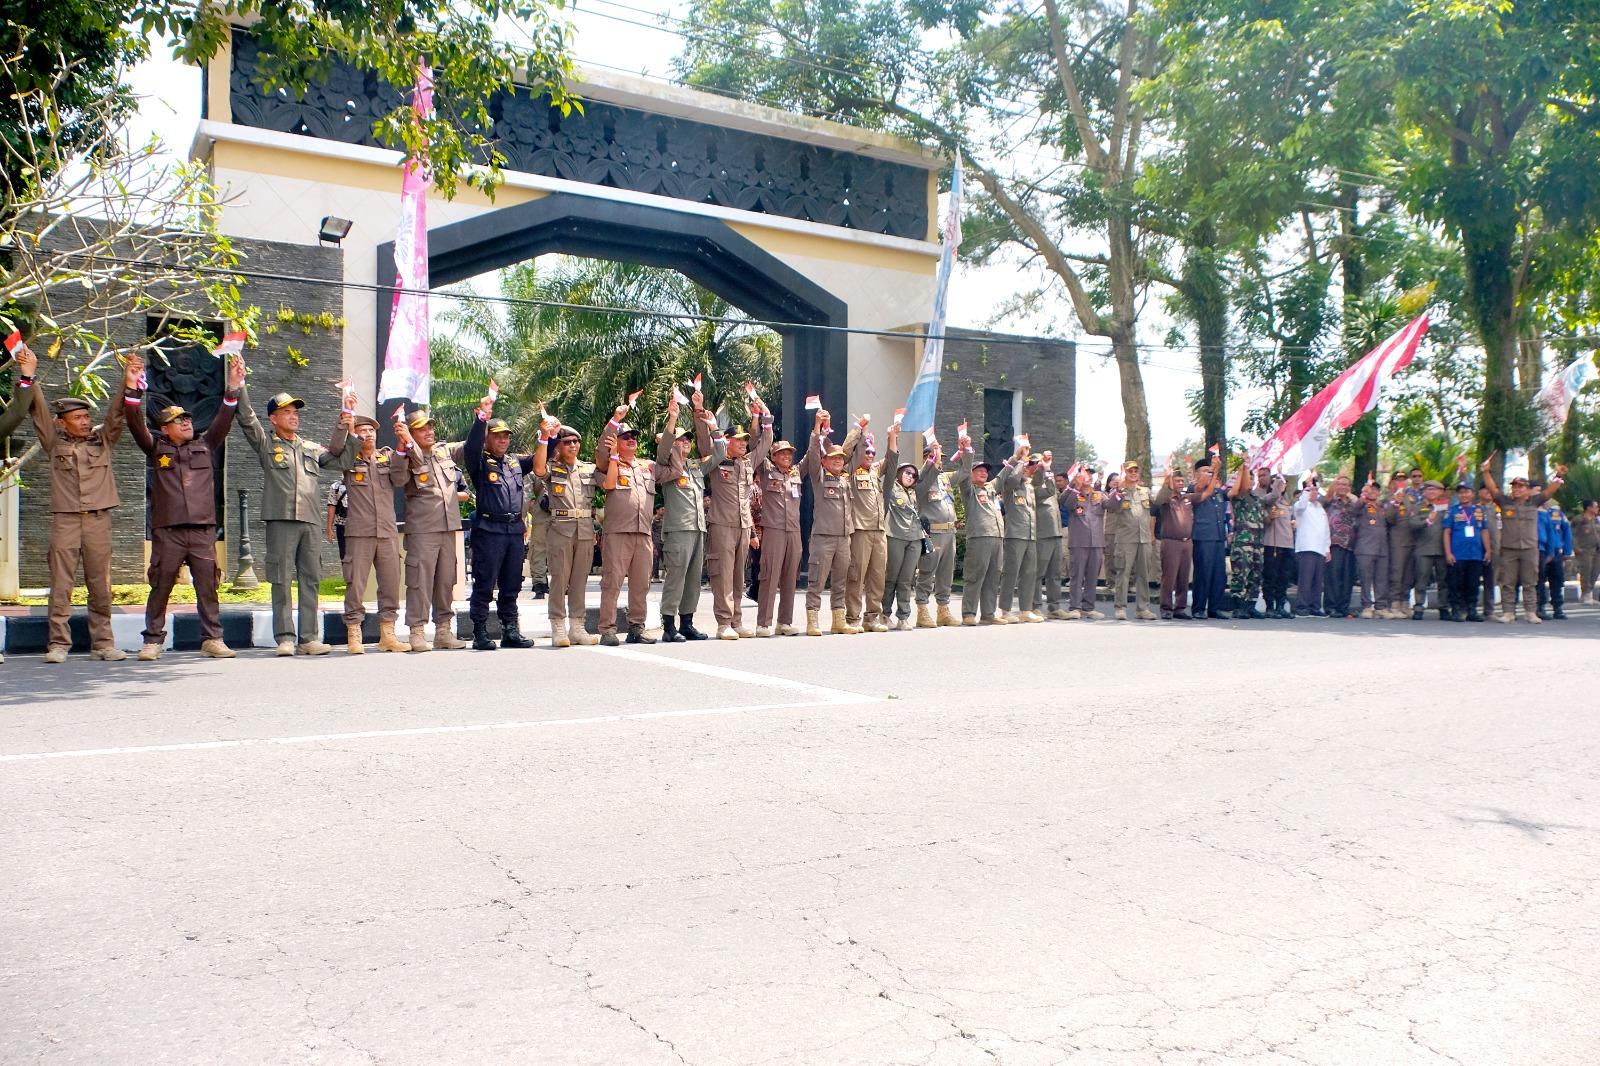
[1292,490,1330,555]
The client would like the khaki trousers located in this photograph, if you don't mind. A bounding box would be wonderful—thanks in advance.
[526,516,550,586]
[806,532,851,612]
[998,537,1038,613]
[146,525,221,643]
[403,529,458,628]
[915,530,956,605]
[659,528,705,617]
[600,530,653,631]
[961,536,1002,619]
[884,536,921,620]
[1035,536,1063,609]
[343,534,401,625]
[1497,546,1539,614]
[48,510,115,650]
[1113,540,1155,609]
[1070,546,1104,612]
[706,523,750,628]
[265,519,321,643]
[758,528,803,628]
[846,529,888,625]
[546,530,593,628]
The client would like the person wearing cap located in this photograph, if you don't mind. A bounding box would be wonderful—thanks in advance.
[1061,462,1111,619]
[800,407,859,635]
[455,391,537,651]
[1107,459,1157,621]
[1319,474,1361,618]
[1406,479,1450,620]
[1153,464,1194,619]
[1350,476,1390,618]
[594,401,659,645]
[879,423,923,630]
[24,343,132,662]
[1030,453,1066,619]
[389,407,469,651]
[952,433,1009,624]
[652,397,709,642]
[995,444,1040,624]
[1261,472,1295,617]
[843,417,890,632]
[914,437,961,627]
[237,380,354,655]
[1574,499,1600,604]
[1442,480,1491,621]
[1536,495,1573,620]
[531,414,601,647]
[1481,455,1564,623]
[752,429,802,637]
[695,390,773,638]
[1381,474,1422,618]
[125,352,244,661]
[338,413,407,653]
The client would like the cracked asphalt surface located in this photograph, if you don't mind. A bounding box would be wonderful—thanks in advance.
[3,602,1598,1065]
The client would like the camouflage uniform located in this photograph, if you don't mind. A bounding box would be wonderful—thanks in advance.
[1226,489,1267,613]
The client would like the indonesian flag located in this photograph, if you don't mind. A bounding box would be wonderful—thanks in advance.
[1253,315,1429,475]
[805,394,821,410]
[672,384,689,405]
[688,373,703,393]
[337,378,357,413]
[487,377,500,402]
[378,62,435,406]
[893,407,906,427]
[956,420,969,439]
[1535,353,1597,429]
[2,330,23,357]
[215,331,247,358]
[626,388,643,409]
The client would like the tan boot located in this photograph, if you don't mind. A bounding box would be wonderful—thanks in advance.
[200,639,236,659]
[961,614,978,626]
[346,624,366,655]
[868,619,889,633]
[296,640,332,656]
[434,621,468,650]
[44,645,68,664]
[937,605,960,627]
[90,646,127,661]
[568,619,599,646]
[409,626,432,653]
[137,642,162,662]
[833,609,859,634]
[377,621,408,653]
[1524,608,1542,624]
[917,604,937,629]
[276,639,296,657]
[552,621,571,649]
[806,609,823,636]
[1136,607,1159,621]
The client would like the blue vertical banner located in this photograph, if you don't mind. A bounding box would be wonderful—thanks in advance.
[900,157,963,433]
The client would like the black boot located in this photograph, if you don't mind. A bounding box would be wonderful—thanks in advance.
[499,621,533,649]
[471,621,497,651]
[625,622,657,645]
[661,616,685,643]
[679,614,709,641]
[1467,609,1484,622]
[532,581,548,600]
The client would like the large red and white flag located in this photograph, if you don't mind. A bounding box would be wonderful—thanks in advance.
[378,62,434,406]
[1253,314,1429,475]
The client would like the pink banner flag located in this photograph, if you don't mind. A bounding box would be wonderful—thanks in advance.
[378,62,435,406]
[1253,315,1429,475]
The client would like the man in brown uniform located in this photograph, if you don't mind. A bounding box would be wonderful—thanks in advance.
[695,392,773,639]
[125,352,242,661]
[594,404,658,645]
[753,437,803,637]
[392,409,469,652]
[531,417,602,647]
[1481,455,1564,623]
[341,415,408,653]
[1154,466,1194,619]
[800,407,857,635]
[24,346,131,662]
[843,419,889,632]
[1108,460,1158,620]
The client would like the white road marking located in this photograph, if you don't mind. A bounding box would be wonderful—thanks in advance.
[0,655,876,764]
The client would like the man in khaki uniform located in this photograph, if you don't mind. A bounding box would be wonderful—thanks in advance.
[531,417,601,647]
[695,391,773,639]
[125,351,242,661]
[800,407,857,635]
[23,345,131,662]
[1482,455,1564,623]
[914,440,960,627]
[594,403,658,645]
[954,436,1014,624]
[997,448,1040,623]
[652,399,709,642]
[843,419,889,632]
[391,409,468,652]
[1107,460,1158,620]
[237,384,354,655]
[340,415,408,653]
[1032,455,1066,619]
[753,437,803,637]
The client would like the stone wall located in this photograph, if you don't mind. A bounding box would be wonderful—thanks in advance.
[14,237,346,588]
[933,328,1076,466]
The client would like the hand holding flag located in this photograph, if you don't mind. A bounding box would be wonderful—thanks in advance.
[893,408,906,428]
[337,378,357,414]
[805,394,822,411]
[672,384,690,405]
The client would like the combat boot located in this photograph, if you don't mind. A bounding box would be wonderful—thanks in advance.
[434,624,468,650]
[1523,608,1542,624]
[937,605,960,627]
[717,625,739,640]
[471,622,498,651]
[625,623,657,644]
[200,638,236,658]
[44,645,68,664]
[917,604,936,628]
[532,581,548,600]
[1113,607,1127,621]
[377,621,408,652]
[296,640,332,656]
[754,625,774,638]
[409,625,431,653]
[138,642,162,662]
[679,614,709,641]
[346,624,366,655]
[1136,607,1159,621]
[1050,608,1072,620]
[90,646,128,661]
[499,624,534,649]
[869,618,889,633]
[1006,610,1023,624]
[807,609,823,636]
[778,623,800,636]
[898,615,917,631]
[961,614,978,626]
[1024,611,1045,623]
[600,630,620,646]
[661,616,684,643]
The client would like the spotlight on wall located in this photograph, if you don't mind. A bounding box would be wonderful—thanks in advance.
[317,216,354,245]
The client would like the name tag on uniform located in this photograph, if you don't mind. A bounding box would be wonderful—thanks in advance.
[1464,526,1475,538]
[789,483,800,499]
[855,474,871,488]
[977,491,989,504]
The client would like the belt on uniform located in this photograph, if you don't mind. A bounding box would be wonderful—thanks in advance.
[481,513,522,522]
[927,521,955,532]
[552,508,593,518]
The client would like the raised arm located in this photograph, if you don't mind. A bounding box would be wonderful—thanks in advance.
[462,407,487,481]
[122,357,154,455]
[201,363,243,452]
[749,400,773,469]
[653,402,683,482]
[235,384,267,455]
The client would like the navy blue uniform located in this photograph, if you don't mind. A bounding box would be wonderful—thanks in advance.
[462,415,535,631]
[1189,485,1229,616]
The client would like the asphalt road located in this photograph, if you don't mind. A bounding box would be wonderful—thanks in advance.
[3,602,1597,1065]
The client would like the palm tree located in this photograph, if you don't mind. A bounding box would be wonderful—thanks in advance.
[430,258,781,449]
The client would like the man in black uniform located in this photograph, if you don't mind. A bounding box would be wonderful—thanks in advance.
[459,391,535,650]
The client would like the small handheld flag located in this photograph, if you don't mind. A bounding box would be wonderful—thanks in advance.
[487,378,500,403]
[672,385,690,405]
[337,378,357,414]
[626,389,643,409]
[805,394,821,411]
[1015,432,1031,450]
[690,373,703,393]
[3,330,23,357]
[893,408,906,428]
[215,331,247,358]
[956,420,969,439]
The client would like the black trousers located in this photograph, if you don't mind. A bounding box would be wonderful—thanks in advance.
[1190,539,1227,615]
[1537,555,1567,611]
[1323,545,1356,616]
[1262,546,1295,608]
[1448,559,1483,613]
[469,527,527,625]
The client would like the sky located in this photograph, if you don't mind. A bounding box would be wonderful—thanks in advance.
[123,0,1237,464]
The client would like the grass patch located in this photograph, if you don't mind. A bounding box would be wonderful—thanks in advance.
[4,578,347,607]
